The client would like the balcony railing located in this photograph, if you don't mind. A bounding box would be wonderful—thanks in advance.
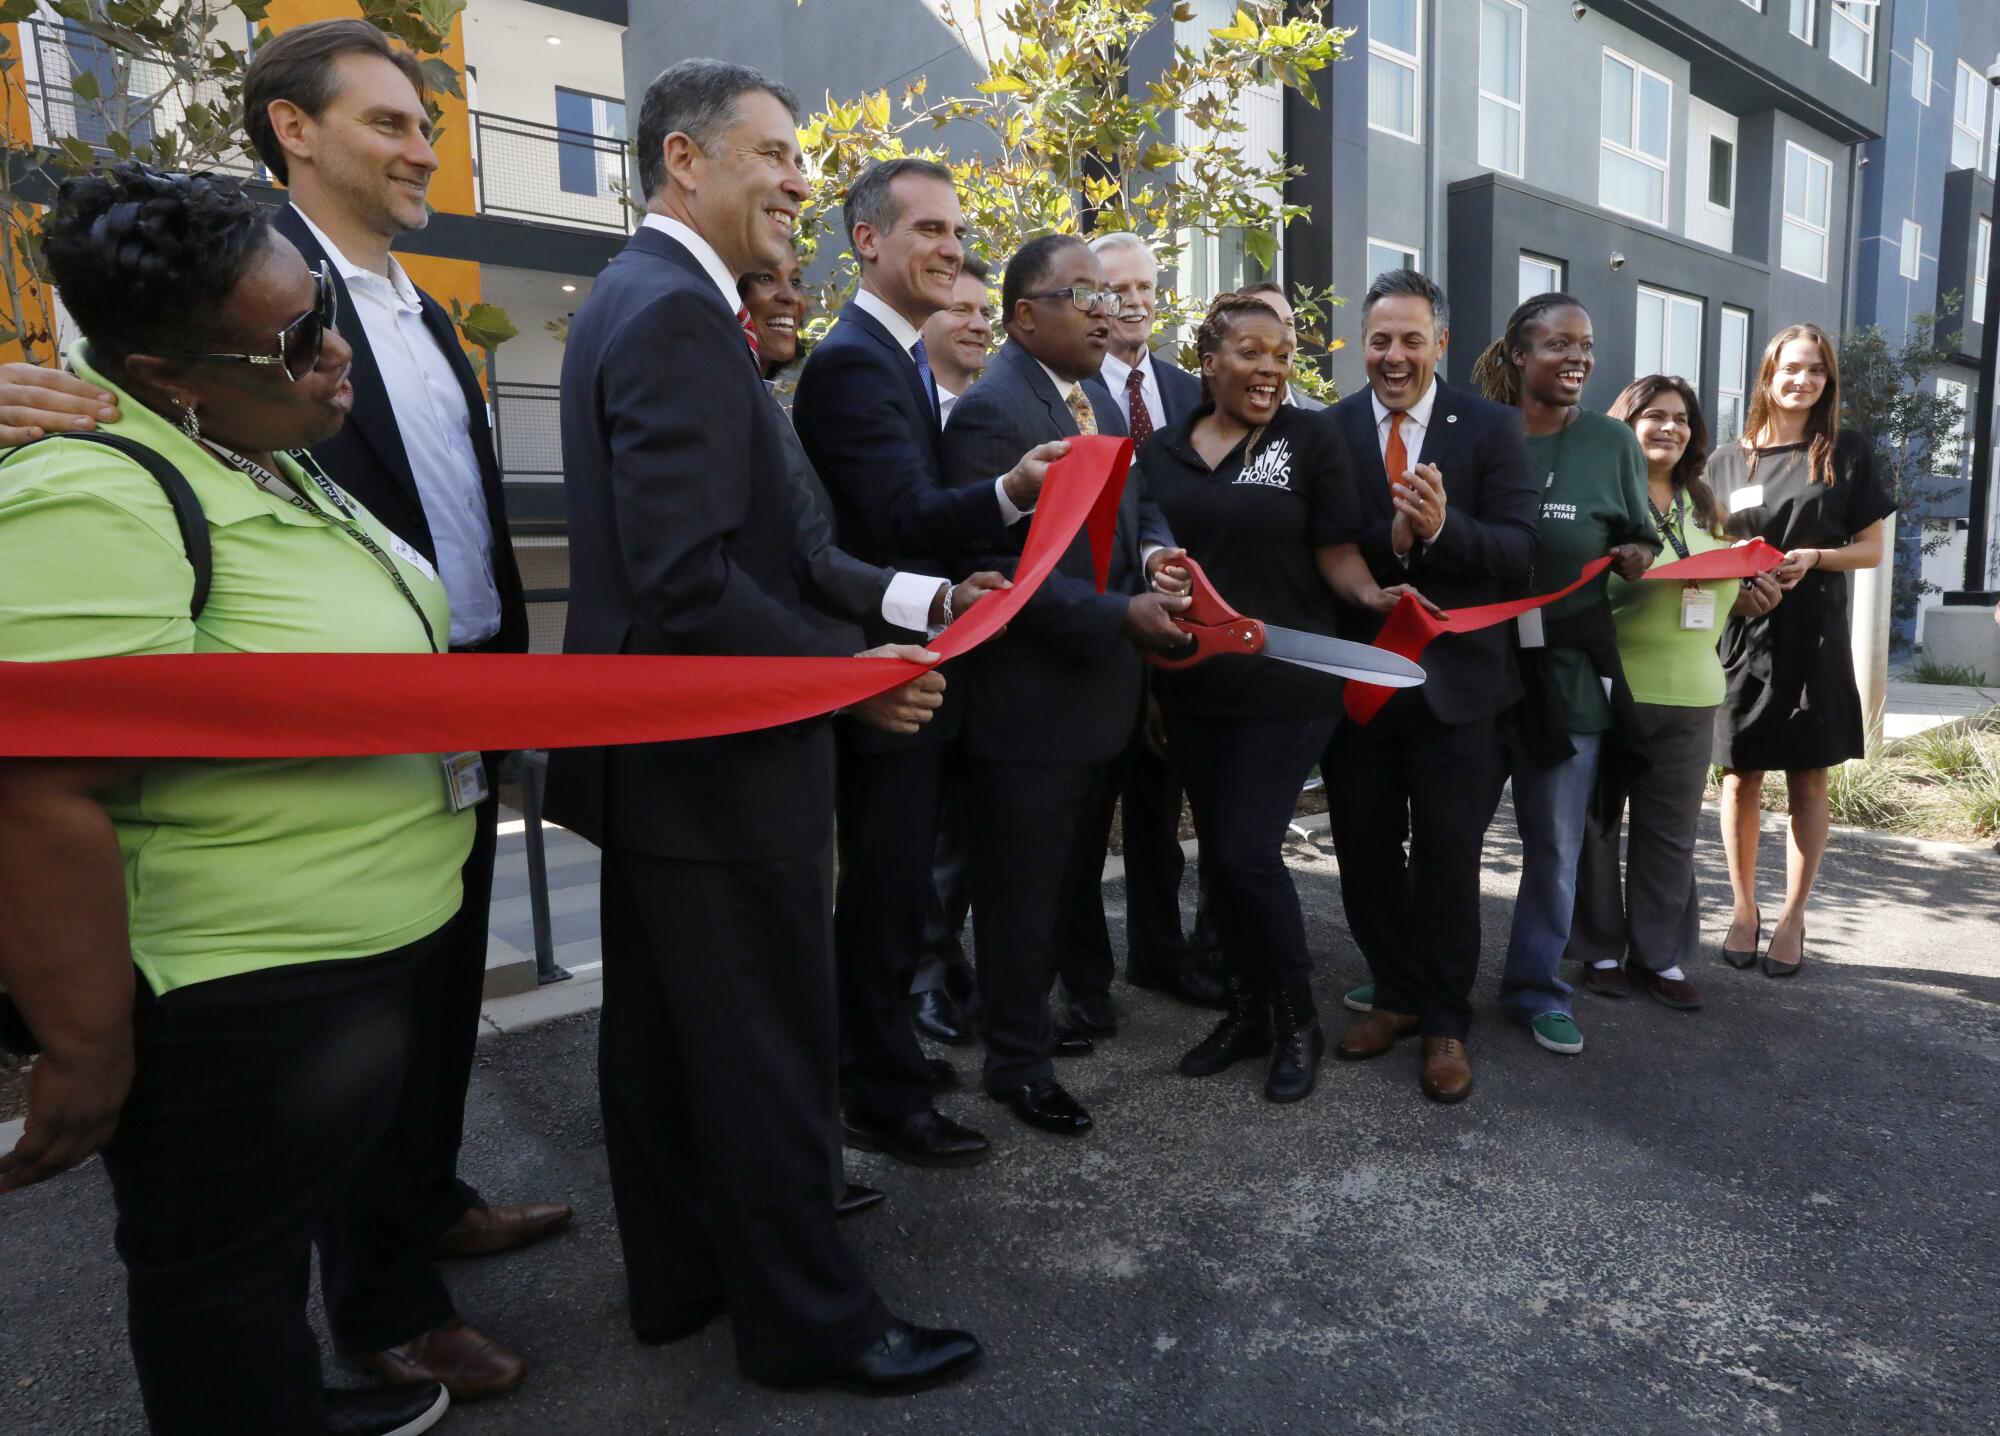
[471,111,632,233]
[492,380,564,485]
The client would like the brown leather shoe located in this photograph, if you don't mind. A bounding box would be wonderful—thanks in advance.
[355,1319,525,1402]
[1419,1037,1473,1104]
[427,1200,573,1260]
[1580,962,1629,998]
[1335,1008,1419,1061]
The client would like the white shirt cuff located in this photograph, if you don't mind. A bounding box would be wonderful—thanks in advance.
[995,474,1031,525]
[882,571,945,634]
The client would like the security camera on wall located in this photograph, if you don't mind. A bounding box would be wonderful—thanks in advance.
[1571,3,1587,20]
[1609,252,1626,270]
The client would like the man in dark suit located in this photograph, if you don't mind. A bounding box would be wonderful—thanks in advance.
[546,58,982,1394]
[1324,269,1539,1105]
[942,234,1192,1135]
[794,161,1064,1170]
[1057,231,1221,1026]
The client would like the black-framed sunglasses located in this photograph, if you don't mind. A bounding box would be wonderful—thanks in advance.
[186,260,339,382]
[1024,284,1123,318]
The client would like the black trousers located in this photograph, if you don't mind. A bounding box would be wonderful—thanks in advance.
[1168,711,1336,989]
[318,783,497,1351]
[598,844,890,1378]
[961,757,1107,1092]
[1326,699,1506,1039]
[835,741,948,1121]
[1059,729,1191,995]
[101,934,438,1436]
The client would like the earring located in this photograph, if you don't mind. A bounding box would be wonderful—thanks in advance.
[178,404,200,443]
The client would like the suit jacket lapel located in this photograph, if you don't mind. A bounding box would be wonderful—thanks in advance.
[1342,395,1394,518]
[844,302,941,443]
[1414,379,1463,473]
[1008,343,1077,437]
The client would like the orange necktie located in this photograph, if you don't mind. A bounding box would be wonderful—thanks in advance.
[1385,411,1407,492]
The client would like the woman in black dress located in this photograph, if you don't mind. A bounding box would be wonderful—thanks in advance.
[1710,323,1894,977]
[1141,292,1422,1103]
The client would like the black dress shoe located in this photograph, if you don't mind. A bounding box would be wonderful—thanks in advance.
[1127,961,1229,1010]
[989,1077,1092,1135]
[771,1320,982,1396]
[324,1383,449,1436]
[1053,1025,1094,1057]
[1063,991,1116,1035]
[836,1183,886,1219]
[843,1105,991,1167]
[926,1056,961,1092]
[910,988,973,1046]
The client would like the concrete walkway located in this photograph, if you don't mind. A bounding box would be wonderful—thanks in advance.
[1882,677,2000,743]
[3,797,1996,1435]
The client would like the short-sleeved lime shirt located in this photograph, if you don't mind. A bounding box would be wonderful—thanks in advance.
[1607,492,1736,708]
[0,345,472,996]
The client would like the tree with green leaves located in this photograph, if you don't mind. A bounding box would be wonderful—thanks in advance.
[794,0,1350,393]
[1838,303,1968,637]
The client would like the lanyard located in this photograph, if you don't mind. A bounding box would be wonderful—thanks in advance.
[203,441,440,654]
[1647,490,1692,562]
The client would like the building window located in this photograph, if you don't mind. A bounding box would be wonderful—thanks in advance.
[1899,219,1922,280]
[1954,62,1988,171]
[1828,2,1872,80]
[1600,50,1670,226]
[555,87,627,197]
[1707,135,1735,211]
[1519,252,1564,301]
[1635,286,1703,386]
[1935,379,1968,476]
[1978,218,1992,319]
[1781,142,1832,281]
[1369,0,1421,141]
[1366,238,1420,281]
[1911,39,1932,104]
[1989,95,1999,180]
[1717,306,1750,444]
[1787,0,1814,45]
[1478,0,1525,176]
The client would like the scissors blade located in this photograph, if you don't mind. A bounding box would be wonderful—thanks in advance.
[1259,625,1426,687]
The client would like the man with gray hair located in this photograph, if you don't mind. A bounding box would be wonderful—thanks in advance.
[548,59,988,1393]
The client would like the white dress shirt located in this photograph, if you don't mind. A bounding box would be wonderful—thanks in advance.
[294,206,501,647]
[1369,376,1447,552]
[1099,348,1164,433]
[936,383,961,424]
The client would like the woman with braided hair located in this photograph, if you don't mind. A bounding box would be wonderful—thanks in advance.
[1137,290,1423,1103]
[1468,292,1657,1059]
[0,163,460,1436]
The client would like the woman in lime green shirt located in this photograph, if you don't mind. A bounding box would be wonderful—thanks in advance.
[1567,375,1782,1013]
[0,167,463,1435]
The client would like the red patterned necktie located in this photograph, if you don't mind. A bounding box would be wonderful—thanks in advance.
[1125,365,1154,447]
[735,304,761,362]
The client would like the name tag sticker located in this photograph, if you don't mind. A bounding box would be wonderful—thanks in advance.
[441,751,489,812]
[1728,484,1763,514]
[1680,587,1718,630]
[390,534,439,582]
[1517,610,1546,649]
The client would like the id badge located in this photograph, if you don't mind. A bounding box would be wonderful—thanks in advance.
[1516,609,1546,649]
[1679,586,1717,631]
[441,751,489,812]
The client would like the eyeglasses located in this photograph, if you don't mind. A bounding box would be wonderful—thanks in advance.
[185,261,339,382]
[1024,285,1123,318]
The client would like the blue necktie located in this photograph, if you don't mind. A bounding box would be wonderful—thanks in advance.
[911,337,939,418]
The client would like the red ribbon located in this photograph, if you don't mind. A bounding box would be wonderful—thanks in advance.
[1342,537,1787,724]
[0,436,1134,759]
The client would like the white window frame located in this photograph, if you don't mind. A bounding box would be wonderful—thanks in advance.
[1977,218,1992,320]
[1935,379,1968,477]
[1634,285,1703,386]
[1899,219,1922,280]
[1739,0,1762,9]
[1366,237,1421,280]
[1788,0,1814,45]
[1368,0,1422,143]
[1989,94,1999,180]
[1599,49,1672,227]
[1717,306,1750,444]
[1910,38,1932,105]
[1829,2,1873,81]
[1954,62,1987,171]
[1781,141,1833,281]
[1477,0,1526,178]
[1519,252,1564,302]
[1705,133,1736,215]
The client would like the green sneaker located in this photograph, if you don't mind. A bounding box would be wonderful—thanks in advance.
[1530,1012,1584,1054]
[1342,984,1375,1013]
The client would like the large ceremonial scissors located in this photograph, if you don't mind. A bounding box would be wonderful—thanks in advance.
[1147,557,1427,687]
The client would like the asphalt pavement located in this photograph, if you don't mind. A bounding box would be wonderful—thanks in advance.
[3,805,1996,1435]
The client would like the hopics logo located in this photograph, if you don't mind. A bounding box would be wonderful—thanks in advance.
[1235,438,1295,489]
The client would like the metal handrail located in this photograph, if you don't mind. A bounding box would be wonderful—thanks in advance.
[470,109,632,233]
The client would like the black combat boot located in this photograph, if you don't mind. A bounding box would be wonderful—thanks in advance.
[1264,982,1325,1103]
[1177,961,1272,1077]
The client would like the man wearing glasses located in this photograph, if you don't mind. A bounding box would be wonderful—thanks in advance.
[940,233,1191,1136]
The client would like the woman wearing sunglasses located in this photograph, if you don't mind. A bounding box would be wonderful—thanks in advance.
[0,165,463,1436]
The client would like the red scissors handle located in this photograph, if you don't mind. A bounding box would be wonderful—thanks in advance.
[1146,555,1266,670]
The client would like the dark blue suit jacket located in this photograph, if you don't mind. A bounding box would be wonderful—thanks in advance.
[943,340,1174,765]
[1329,379,1540,723]
[545,226,845,859]
[271,205,526,653]
[1153,353,1202,426]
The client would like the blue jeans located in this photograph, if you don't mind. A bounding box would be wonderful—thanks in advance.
[1500,732,1603,1023]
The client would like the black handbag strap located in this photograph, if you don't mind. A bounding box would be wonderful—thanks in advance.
[4,431,211,618]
